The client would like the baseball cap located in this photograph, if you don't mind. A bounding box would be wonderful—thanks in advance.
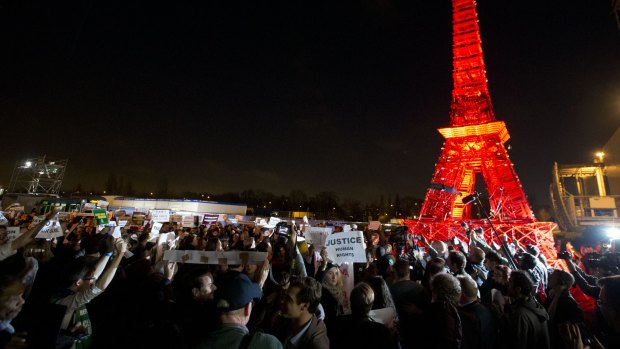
[214,272,262,312]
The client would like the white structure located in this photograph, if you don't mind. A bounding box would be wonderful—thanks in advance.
[104,196,247,215]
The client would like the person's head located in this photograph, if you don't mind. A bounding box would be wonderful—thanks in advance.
[350,282,374,316]
[508,270,534,299]
[191,270,217,302]
[458,274,479,305]
[525,243,539,256]
[0,275,25,321]
[323,263,342,288]
[468,247,485,264]
[61,259,97,291]
[492,265,511,285]
[281,277,322,320]
[447,251,466,273]
[431,240,448,258]
[427,257,447,279]
[431,273,461,305]
[547,269,574,296]
[214,272,262,325]
[597,275,620,330]
[518,252,538,270]
[484,251,500,269]
[394,258,411,280]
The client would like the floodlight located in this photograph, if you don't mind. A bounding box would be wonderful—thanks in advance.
[606,227,620,239]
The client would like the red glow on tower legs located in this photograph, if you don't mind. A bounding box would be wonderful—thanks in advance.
[405,0,557,265]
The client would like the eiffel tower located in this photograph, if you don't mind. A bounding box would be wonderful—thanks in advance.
[405,0,557,264]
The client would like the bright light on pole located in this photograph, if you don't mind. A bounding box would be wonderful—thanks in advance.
[596,152,605,162]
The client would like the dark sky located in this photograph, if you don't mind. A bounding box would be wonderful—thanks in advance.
[1,1,619,205]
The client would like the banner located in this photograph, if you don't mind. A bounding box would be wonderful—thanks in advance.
[6,227,22,241]
[150,210,171,223]
[164,250,268,265]
[305,227,332,248]
[324,231,367,263]
[93,209,109,225]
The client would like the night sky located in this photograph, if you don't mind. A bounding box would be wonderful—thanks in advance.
[1,1,619,206]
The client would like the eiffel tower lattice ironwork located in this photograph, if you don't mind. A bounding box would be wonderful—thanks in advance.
[405,0,557,264]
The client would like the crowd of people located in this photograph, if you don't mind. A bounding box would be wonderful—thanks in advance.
[0,208,619,349]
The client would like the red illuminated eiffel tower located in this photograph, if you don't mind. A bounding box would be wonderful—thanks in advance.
[405,0,557,264]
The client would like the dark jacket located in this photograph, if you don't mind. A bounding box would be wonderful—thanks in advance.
[458,301,497,349]
[283,315,329,349]
[328,314,397,349]
[501,297,550,349]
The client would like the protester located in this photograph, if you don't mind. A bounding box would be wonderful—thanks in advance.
[425,273,462,349]
[457,275,496,349]
[500,270,550,349]
[276,276,329,349]
[329,282,396,348]
[190,271,282,349]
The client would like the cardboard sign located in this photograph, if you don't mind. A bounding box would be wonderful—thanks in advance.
[131,212,146,226]
[6,227,22,241]
[164,250,268,265]
[93,209,109,225]
[305,227,333,248]
[324,231,367,263]
[150,210,171,223]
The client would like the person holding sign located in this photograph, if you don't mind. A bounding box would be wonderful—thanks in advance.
[0,209,57,262]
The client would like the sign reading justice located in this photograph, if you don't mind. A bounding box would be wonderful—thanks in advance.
[324,231,367,263]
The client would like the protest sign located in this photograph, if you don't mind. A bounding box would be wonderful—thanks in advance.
[6,227,22,241]
[150,210,171,223]
[324,231,367,263]
[82,202,96,211]
[118,219,129,227]
[35,220,64,239]
[149,222,163,242]
[164,250,268,265]
[0,213,7,226]
[304,227,332,248]
[156,232,176,261]
[182,215,196,228]
[171,214,183,223]
[202,214,219,225]
[93,209,109,225]
[111,226,122,239]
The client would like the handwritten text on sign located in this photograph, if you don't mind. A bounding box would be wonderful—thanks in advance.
[324,231,367,263]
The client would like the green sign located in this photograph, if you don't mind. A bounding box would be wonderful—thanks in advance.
[93,209,109,225]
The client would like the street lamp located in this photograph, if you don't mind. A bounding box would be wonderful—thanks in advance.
[596,152,605,163]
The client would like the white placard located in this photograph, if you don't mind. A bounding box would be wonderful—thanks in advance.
[35,220,64,239]
[6,227,22,241]
[163,250,268,265]
[112,226,122,239]
[182,215,196,228]
[150,210,171,223]
[305,227,332,248]
[324,231,367,263]
[149,222,163,242]
[118,219,129,227]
